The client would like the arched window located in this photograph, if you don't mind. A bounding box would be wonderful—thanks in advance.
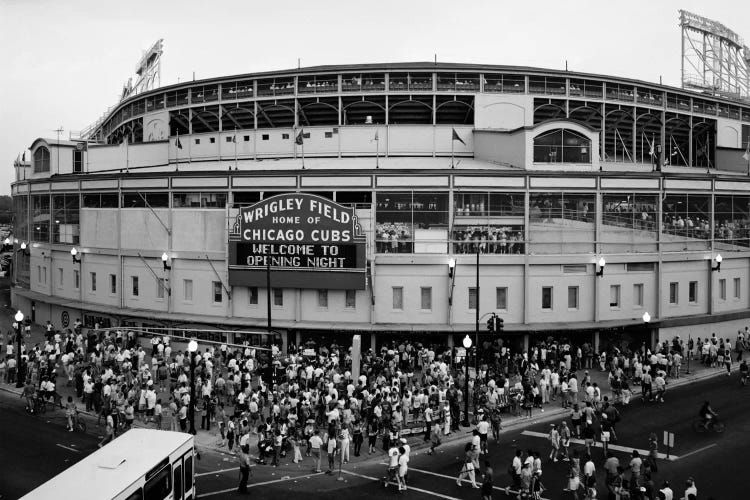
[33,147,50,173]
[533,129,591,163]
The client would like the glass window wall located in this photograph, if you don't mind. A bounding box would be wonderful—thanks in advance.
[375,192,449,253]
[529,192,595,254]
[172,192,227,208]
[661,194,711,251]
[533,129,591,163]
[714,195,750,250]
[32,194,50,243]
[52,194,80,244]
[601,194,658,253]
[452,192,525,254]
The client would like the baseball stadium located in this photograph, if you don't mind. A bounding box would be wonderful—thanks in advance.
[9,11,750,353]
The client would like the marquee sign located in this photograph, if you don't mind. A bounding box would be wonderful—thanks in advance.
[228,193,367,289]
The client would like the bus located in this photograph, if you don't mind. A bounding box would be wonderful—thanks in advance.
[21,429,196,500]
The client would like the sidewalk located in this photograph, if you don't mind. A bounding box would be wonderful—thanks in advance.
[2,322,739,471]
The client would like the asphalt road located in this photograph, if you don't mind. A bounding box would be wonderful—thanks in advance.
[4,371,742,500]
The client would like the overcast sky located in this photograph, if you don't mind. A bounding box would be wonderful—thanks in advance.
[1,0,748,195]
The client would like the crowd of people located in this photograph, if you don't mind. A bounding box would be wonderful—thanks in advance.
[1,319,743,498]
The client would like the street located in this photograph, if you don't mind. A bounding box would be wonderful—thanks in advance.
[2,372,746,499]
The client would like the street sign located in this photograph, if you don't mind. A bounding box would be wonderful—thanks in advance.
[663,431,674,447]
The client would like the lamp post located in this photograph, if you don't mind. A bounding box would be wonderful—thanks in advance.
[71,247,81,263]
[187,339,198,434]
[712,254,722,272]
[15,310,24,388]
[462,334,472,427]
[596,257,606,277]
[642,311,651,352]
[161,252,171,271]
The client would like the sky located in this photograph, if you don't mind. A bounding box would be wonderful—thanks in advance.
[0,0,748,195]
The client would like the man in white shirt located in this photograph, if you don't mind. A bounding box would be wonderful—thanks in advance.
[476,415,490,454]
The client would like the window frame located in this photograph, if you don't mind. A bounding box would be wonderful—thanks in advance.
[248,286,258,305]
[609,284,621,308]
[496,287,508,311]
[734,277,741,299]
[633,283,644,308]
[184,279,194,302]
[132,275,139,297]
[392,286,404,310]
[719,278,727,301]
[273,288,284,307]
[109,274,117,295]
[567,286,579,310]
[212,281,223,303]
[688,281,698,304]
[541,286,553,310]
[420,286,432,310]
[317,289,329,308]
[669,282,678,305]
[345,289,356,309]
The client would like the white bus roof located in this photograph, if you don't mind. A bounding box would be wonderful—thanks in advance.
[22,429,193,500]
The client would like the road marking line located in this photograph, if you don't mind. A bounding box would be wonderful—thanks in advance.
[390,464,550,500]
[56,444,80,453]
[675,443,717,460]
[521,430,679,461]
[196,466,239,477]
[196,471,323,497]
[341,469,460,500]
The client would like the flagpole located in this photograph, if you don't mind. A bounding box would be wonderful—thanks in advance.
[234,128,238,171]
[175,130,179,172]
[301,130,305,170]
[376,130,379,169]
[451,134,455,169]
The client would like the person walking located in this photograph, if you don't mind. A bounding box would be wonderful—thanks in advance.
[559,421,571,461]
[237,444,252,494]
[548,423,560,462]
[456,443,479,488]
[427,420,442,455]
[481,461,493,500]
[309,429,323,473]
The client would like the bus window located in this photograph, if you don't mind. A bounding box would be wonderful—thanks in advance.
[144,465,171,500]
[125,489,143,500]
[173,464,183,500]
[184,456,194,493]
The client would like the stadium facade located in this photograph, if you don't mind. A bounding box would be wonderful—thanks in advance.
[10,62,750,352]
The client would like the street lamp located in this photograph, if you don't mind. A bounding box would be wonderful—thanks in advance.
[161,252,171,271]
[187,339,198,434]
[712,254,722,272]
[448,258,456,278]
[71,247,81,263]
[642,311,651,323]
[596,257,606,277]
[462,334,472,427]
[14,310,24,388]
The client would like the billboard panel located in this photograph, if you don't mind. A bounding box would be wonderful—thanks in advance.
[228,193,367,289]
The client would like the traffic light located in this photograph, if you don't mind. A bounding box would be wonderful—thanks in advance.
[496,316,504,332]
[486,315,495,332]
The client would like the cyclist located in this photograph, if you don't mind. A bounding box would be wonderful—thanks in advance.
[698,401,718,427]
[65,396,77,432]
[740,360,749,386]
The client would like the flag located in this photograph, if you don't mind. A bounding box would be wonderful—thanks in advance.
[176,137,183,149]
[374,131,379,141]
[451,128,466,145]
[231,135,236,143]
[22,151,25,162]
[743,141,750,161]
[295,129,304,145]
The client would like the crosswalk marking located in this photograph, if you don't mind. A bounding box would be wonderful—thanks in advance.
[341,469,461,500]
[521,430,678,461]
[196,471,323,498]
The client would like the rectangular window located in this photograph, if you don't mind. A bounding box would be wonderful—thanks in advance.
[669,282,678,304]
[184,279,193,302]
[157,278,166,299]
[541,286,553,310]
[468,287,478,310]
[719,278,727,300]
[273,288,283,306]
[90,272,97,292]
[248,286,258,305]
[41,266,46,285]
[393,286,404,310]
[110,274,116,294]
[73,149,83,173]
[609,285,621,308]
[213,281,223,303]
[194,138,200,145]
[317,289,328,308]
[735,277,741,299]
[567,286,579,310]
[345,290,356,308]
[209,137,215,144]
[244,135,250,141]
[325,131,333,138]
[58,268,63,288]
[420,287,432,310]
[634,283,644,307]
[132,276,139,297]
[282,133,290,139]
[37,265,41,283]
[74,269,80,290]
[262,134,269,140]
[496,287,508,310]
[688,281,698,303]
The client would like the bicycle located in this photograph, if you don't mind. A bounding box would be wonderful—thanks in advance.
[692,417,725,433]
[68,410,87,433]
[25,394,47,415]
